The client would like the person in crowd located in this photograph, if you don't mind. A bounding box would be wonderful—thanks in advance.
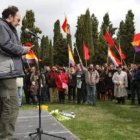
[23,67,31,104]
[44,65,51,102]
[95,64,102,99]
[16,77,24,107]
[130,64,138,104]
[131,65,140,105]
[112,65,128,104]
[40,68,47,104]
[0,6,31,140]
[85,64,99,105]
[56,67,68,103]
[98,66,108,101]
[75,63,87,104]
[29,66,39,104]
[48,66,58,103]
[123,66,132,100]
[68,66,76,102]
[106,65,115,100]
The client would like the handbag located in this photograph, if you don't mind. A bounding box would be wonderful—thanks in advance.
[62,82,68,89]
[59,74,68,89]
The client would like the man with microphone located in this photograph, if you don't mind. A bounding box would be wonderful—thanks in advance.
[0,6,32,140]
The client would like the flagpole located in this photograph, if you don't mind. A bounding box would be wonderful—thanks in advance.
[118,39,126,66]
[74,44,83,65]
[68,44,70,69]
[114,45,127,66]
[85,60,87,68]
[27,61,31,69]
[118,40,123,64]
[133,52,136,64]
[107,47,109,65]
[66,22,73,70]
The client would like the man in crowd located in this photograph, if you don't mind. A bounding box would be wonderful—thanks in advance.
[112,65,128,104]
[85,64,99,105]
[132,65,140,105]
[75,64,87,104]
[0,6,31,140]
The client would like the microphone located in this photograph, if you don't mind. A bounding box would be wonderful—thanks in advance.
[25,28,40,39]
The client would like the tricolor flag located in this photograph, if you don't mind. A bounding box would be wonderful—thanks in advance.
[108,49,122,66]
[131,33,140,53]
[68,45,75,66]
[22,42,38,63]
[23,50,38,63]
[62,17,69,33]
[118,44,126,59]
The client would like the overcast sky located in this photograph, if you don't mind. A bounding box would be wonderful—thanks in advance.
[1,0,140,42]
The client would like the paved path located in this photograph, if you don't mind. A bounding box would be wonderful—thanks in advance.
[14,110,80,140]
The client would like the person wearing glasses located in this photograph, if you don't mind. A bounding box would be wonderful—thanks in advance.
[0,6,31,140]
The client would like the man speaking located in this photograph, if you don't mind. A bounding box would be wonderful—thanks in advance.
[0,6,31,140]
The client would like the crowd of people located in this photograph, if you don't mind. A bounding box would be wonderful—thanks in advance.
[19,63,140,106]
[0,5,140,140]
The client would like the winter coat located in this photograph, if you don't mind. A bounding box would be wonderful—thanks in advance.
[85,70,99,86]
[112,71,128,97]
[48,69,57,87]
[0,18,26,79]
[56,72,68,92]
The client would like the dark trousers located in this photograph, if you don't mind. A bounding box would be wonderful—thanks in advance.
[68,86,76,101]
[30,94,38,104]
[58,91,65,104]
[23,85,30,104]
[77,88,87,104]
[131,81,140,104]
[117,97,125,104]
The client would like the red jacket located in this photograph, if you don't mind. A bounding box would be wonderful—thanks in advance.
[56,72,68,92]
[48,69,57,87]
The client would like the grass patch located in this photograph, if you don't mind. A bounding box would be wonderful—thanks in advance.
[21,101,140,140]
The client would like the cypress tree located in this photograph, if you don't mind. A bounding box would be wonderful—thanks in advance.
[53,20,68,66]
[117,10,135,64]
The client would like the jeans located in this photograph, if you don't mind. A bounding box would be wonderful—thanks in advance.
[17,87,23,106]
[86,85,96,105]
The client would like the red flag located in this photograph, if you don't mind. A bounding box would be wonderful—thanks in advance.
[133,33,140,41]
[118,45,126,59]
[24,42,33,47]
[104,32,114,48]
[83,42,90,60]
[62,17,68,33]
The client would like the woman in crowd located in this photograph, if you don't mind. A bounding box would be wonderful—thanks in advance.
[56,67,68,104]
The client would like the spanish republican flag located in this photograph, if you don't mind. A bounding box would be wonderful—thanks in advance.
[68,45,75,66]
[118,44,126,59]
[62,17,68,33]
[131,33,140,53]
[23,50,38,63]
[108,49,122,66]
[22,42,38,63]
[83,42,90,60]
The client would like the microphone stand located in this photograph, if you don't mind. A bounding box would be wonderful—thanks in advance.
[28,34,66,140]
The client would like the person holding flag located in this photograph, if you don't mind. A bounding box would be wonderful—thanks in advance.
[84,64,99,106]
